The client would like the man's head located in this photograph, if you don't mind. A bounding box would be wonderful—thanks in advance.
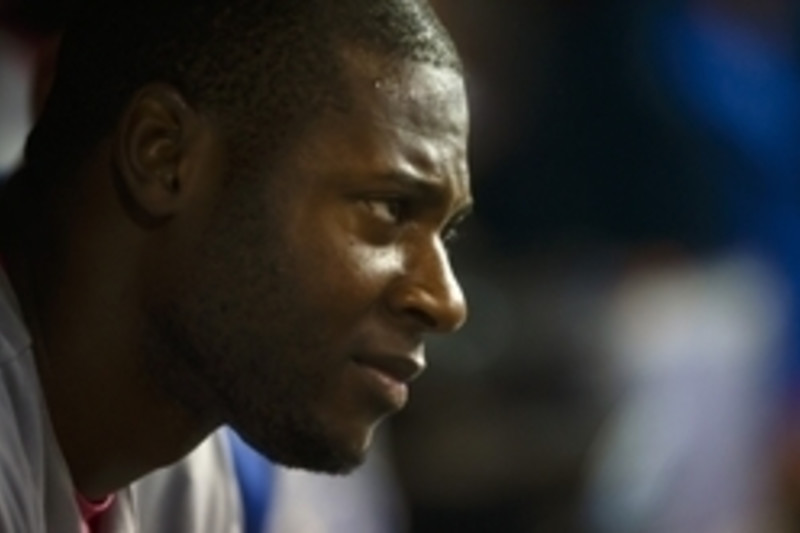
[24,0,461,183]
[15,0,471,476]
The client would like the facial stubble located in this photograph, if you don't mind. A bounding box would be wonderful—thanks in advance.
[140,178,367,474]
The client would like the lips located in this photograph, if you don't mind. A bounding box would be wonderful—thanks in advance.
[352,349,426,411]
[353,351,426,384]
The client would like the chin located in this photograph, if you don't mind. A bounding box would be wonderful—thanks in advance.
[265,433,368,475]
[234,414,375,475]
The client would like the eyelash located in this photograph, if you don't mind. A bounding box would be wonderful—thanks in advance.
[362,197,463,247]
[442,225,461,246]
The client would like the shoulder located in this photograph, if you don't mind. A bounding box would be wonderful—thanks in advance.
[0,342,41,532]
[0,268,40,456]
[132,430,243,533]
[0,272,78,532]
[0,267,30,363]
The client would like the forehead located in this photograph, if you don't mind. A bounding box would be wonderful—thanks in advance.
[338,48,469,136]
[287,48,471,201]
[342,49,469,127]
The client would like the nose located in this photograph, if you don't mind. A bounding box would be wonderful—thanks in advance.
[388,239,468,334]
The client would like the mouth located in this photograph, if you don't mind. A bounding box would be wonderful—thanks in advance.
[352,351,426,411]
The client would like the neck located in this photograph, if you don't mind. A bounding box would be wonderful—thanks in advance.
[3,244,217,499]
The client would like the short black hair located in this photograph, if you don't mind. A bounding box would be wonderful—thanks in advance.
[23,0,461,181]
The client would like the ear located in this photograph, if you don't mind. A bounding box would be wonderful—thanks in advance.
[113,83,209,224]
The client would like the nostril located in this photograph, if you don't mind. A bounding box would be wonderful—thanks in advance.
[405,306,438,330]
[399,288,467,333]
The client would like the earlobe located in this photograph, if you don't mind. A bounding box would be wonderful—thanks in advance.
[113,83,199,223]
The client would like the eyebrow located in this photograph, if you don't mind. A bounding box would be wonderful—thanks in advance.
[378,170,473,218]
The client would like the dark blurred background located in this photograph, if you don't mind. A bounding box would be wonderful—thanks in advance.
[396,1,800,532]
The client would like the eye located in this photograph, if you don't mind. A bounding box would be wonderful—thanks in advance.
[441,210,470,249]
[441,222,467,249]
[442,225,461,246]
[363,198,410,225]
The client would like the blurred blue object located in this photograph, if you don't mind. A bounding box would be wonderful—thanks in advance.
[227,429,275,533]
[657,7,800,179]
[649,2,800,390]
[653,4,800,233]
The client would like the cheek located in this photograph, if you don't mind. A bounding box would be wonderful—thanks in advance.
[286,201,405,312]
[335,234,402,290]
[303,233,403,316]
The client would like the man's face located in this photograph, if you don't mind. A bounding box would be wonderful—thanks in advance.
[146,52,471,473]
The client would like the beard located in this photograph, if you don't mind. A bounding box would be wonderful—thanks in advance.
[138,181,368,474]
[140,267,367,475]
